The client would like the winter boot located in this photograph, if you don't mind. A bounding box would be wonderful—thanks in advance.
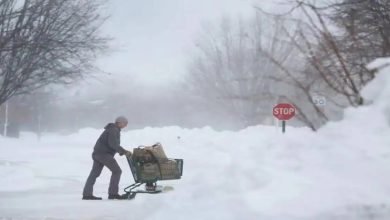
[108,194,128,200]
[82,195,102,200]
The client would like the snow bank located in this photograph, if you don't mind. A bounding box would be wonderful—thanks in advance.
[363,57,390,121]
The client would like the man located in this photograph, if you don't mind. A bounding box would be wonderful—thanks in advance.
[82,116,132,200]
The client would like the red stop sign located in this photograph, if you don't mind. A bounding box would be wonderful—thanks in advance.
[273,103,296,121]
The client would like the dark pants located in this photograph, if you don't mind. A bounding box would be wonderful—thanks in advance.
[83,153,122,196]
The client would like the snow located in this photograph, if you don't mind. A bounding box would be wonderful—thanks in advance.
[2,59,390,219]
[366,57,390,71]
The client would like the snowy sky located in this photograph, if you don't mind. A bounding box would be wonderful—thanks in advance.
[94,0,277,86]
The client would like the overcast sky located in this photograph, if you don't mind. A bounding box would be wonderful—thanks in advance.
[93,0,274,87]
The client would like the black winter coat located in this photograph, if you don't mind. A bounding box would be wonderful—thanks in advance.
[93,123,126,156]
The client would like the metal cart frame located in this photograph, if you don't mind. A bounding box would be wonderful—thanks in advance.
[124,157,183,199]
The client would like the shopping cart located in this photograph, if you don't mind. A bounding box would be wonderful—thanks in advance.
[124,150,183,199]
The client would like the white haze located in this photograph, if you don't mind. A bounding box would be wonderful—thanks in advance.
[0,0,295,134]
[51,0,283,131]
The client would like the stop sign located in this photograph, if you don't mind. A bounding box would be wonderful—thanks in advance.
[273,103,296,121]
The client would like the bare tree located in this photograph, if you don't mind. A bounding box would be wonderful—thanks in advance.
[331,0,390,57]
[251,2,363,130]
[253,12,332,130]
[187,16,294,127]
[276,0,389,107]
[251,0,390,130]
[189,0,388,130]
[0,0,108,106]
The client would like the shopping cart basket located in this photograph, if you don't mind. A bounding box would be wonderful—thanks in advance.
[124,154,183,199]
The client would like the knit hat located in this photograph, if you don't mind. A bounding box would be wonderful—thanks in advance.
[115,116,128,124]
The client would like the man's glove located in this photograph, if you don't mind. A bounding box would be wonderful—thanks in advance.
[124,150,132,157]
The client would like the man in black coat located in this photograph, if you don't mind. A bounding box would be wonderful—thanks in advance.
[82,116,132,200]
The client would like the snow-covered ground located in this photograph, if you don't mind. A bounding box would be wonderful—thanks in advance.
[1,59,390,220]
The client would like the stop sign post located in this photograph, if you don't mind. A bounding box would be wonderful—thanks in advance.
[273,103,296,133]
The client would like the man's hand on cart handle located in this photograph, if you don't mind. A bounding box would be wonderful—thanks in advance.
[124,150,132,157]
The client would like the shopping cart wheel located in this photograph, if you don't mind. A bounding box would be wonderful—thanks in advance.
[127,193,136,200]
